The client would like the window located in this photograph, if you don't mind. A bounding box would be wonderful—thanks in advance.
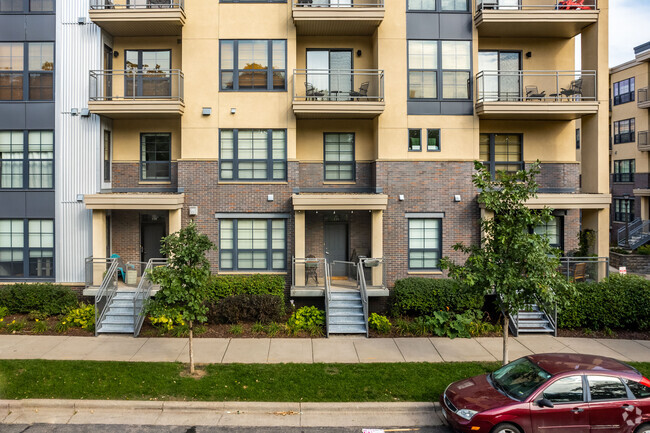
[408,129,421,151]
[219,219,286,271]
[103,130,111,183]
[576,129,580,149]
[324,133,355,181]
[407,0,468,10]
[480,133,523,178]
[0,42,53,101]
[0,0,22,11]
[427,129,440,151]
[408,218,442,270]
[219,129,286,181]
[588,376,628,401]
[0,219,53,279]
[0,43,24,101]
[28,42,53,100]
[614,198,634,223]
[408,0,435,10]
[625,379,650,399]
[28,131,53,188]
[613,77,635,105]
[0,130,53,190]
[533,216,563,251]
[408,40,470,100]
[0,131,23,188]
[220,40,286,91]
[543,376,584,404]
[614,119,635,144]
[613,159,635,183]
[29,0,54,11]
[0,0,53,12]
[140,133,171,181]
[441,0,468,9]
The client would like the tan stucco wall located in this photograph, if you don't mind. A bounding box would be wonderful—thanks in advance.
[112,118,181,162]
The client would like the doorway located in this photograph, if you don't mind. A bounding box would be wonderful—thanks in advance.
[478,51,522,101]
[125,49,172,98]
[140,213,167,263]
[307,49,353,100]
[103,44,113,99]
[325,223,348,277]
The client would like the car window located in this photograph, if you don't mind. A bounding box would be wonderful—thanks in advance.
[625,379,650,399]
[543,376,584,404]
[588,376,628,401]
[492,357,552,401]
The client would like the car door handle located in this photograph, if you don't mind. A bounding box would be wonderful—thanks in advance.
[621,404,634,409]
[572,408,584,413]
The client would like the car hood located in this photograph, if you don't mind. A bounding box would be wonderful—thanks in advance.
[445,374,517,413]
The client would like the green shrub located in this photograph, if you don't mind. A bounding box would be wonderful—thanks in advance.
[63,303,95,332]
[390,278,484,317]
[265,322,284,337]
[0,284,78,315]
[28,310,49,321]
[31,320,48,334]
[610,247,630,255]
[6,319,26,332]
[147,303,185,331]
[55,319,70,333]
[559,274,650,331]
[208,294,284,324]
[286,306,324,335]
[0,306,8,319]
[229,324,243,335]
[368,313,392,334]
[637,245,650,255]
[207,274,285,304]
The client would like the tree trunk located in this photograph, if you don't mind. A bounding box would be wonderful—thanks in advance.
[502,314,509,366]
[189,320,194,374]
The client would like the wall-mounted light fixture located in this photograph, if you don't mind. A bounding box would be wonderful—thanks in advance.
[356,50,362,57]
[70,108,79,116]
[189,206,198,216]
[526,51,532,58]
[76,194,84,202]
[77,17,86,25]
[113,51,119,58]
[267,194,274,202]
[454,195,462,202]
[398,195,405,201]
[202,107,212,116]
[230,108,236,114]
[80,108,90,117]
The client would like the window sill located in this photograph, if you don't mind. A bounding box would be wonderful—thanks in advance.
[139,181,172,185]
[218,181,289,185]
[407,271,443,275]
[323,181,356,185]
[217,271,287,275]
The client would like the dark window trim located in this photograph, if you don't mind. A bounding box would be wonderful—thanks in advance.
[0,218,55,281]
[0,0,55,13]
[614,198,635,223]
[0,129,54,191]
[576,128,580,149]
[407,217,443,271]
[323,132,356,182]
[0,41,55,102]
[480,133,524,178]
[427,128,441,152]
[613,118,635,144]
[406,0,470,12]
[613,159,635,183]
[531,215,564,252]
[218,218,287,271]
[408,129,422,152]
[219,39,287,92]
[218,129,287,182]
[613,77,635,106]
[139,132,172,182]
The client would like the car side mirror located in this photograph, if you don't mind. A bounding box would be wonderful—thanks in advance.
[536,398,554,408]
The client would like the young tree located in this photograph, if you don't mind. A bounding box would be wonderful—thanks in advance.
[441,162,573,365]
[150,221,214,374]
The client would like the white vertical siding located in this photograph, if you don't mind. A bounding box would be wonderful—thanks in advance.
[55,0,102,283]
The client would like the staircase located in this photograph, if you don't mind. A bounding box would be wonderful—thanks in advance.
[97,290,135,334]
[510,304,557,337]
[617,218,650,250]
[327,290,367,335]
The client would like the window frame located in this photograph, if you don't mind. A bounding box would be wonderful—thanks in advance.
[0,218,54,280]
[0,0,54,13]
[613,77,635,106]
[218,218,287,272]
[539,375,586,405]
[408,129,422,152]
[531,215,564,252]
[407,217,443,271]
[218,129,287,182]
[613,159,635,183]
[480,133,524,178]
[219,39,287,92]
[139,132,172,182]
[576,128,580,150]
[613,118,635,144]
[0,130,54,190]
[427,128,441,151]
[0,41,54,102]
[614,198,635,223]
[406,0,469,12]
[587,375,632,402]
[323,132,356,182]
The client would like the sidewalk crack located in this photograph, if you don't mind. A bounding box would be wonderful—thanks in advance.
[220,338,231,364]
[393,338,407,362]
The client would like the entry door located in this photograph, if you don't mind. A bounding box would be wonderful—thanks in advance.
[306,50,353,100]
[325,223,348,277]
[125,50,172,98]
[141,218,166,263]
[478,51,521,101]
[103,45,113,99]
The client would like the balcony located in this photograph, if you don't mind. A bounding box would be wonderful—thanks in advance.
[89,0,185,36]
[292,0,384,36]
[292,69,384,119]
[475,70,598,120]
[639,88,650,109]
[88,69,184,118]
[475,0,598,38]
[639,131,650,152]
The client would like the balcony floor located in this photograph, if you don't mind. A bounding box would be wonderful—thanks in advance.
[292,7,384,35]
[476,101,599,120]
[292,100,385,119]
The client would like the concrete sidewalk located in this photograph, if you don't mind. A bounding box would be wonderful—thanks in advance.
[2,334,650,363]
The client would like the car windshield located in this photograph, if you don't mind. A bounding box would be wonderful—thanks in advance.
[491,357,552,401]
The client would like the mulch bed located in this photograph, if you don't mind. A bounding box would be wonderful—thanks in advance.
[0,314,93,337]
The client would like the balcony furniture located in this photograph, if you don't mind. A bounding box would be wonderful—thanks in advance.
[110,253,126,282]
[305,255,319,285]
[349,81,369,100]
[305,82,325,100]
[572,262,586,282]
[558,0,593,10]
[525,86,546,101]
[297,0,313,5]
[148,0,173,8]
[559,78,583,100]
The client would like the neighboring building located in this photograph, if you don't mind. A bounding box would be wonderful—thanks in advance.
[1,1,611,330]
[609,41,650,248]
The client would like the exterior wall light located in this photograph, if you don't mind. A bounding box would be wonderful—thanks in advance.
[80,108,90,117]
[454,195,462,202]
[202,107,212,116]
[189,206,198,216]
[398,195,405,201]
[230,108,236,114]
[268,194,274,202]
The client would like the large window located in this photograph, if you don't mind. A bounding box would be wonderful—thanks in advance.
[219,219,286,271]
[614,118,635,144]
[140,133,171,181]
[587,376,628,401]
[614,198,634,223]
[613,159,635,183]
[220,40,286,91]
[219,129,286,181]
[0,219,53,279]
[0,42,53,101]
[408,40,470,100]
[408,218,442,270]
[0,43,24,100]
[0,0,54,12]
[0,130,53,189]
[324,133,355,181]
[533,216,563,251]
[613,77,635,105]
[480,133,523,178]
[407,0,468,10]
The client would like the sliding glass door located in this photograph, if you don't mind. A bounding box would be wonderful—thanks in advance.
[125,50,172,98]
[306,50,352,100]
[478,51,521,101]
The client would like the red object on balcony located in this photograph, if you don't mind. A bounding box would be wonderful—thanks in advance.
[558,0,593,10]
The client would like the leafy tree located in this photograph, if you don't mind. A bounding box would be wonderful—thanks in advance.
[149,221,215,374]
[441,162,573,365]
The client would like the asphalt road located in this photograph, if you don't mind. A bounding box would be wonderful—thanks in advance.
[0,426,453,433]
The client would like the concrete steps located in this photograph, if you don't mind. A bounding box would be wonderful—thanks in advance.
[327,291,368,336]
[97,291,136,335]
[514,305,555,335]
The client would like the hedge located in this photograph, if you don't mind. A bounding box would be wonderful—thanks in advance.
[0,283,79,316]
[207,274,285,304]
[208,294,284,324]
[389,278,484,317]
[559,274,650,331]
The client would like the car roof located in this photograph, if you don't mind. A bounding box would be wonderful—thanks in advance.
[527,353,640,377]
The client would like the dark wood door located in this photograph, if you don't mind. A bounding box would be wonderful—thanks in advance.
[141,221,165,263]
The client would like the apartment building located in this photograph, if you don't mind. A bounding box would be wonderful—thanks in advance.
[609,41,650,248]
[1,0,610,333]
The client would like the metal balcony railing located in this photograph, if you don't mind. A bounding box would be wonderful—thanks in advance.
[89,69,184,102]
[639,131,650,152]
[639,88,649,106]
[293,0,383,7]
[293,69,384,102]
[90,0,184,10]
[476,0,596,11]
[476,70,596,103]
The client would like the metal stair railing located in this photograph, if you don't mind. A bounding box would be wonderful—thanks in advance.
[617,217,643,247]
[356,260,370,338]
[508,310,520,337]
[94,258,119,336]
[324,259,332,338]
[133,258,168,337]
[534,296,558,337]
[626,220,650,250]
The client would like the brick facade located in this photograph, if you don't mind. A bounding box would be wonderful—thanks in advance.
[112,162,178,190]
[299,162,375,190]
[532,163,580,192]
[111,210,141,265]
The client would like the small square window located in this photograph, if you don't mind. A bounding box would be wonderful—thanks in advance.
[408,129,421,151]
[427,129,440,151]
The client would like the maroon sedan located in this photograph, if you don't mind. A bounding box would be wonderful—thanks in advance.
[440,353,650,433]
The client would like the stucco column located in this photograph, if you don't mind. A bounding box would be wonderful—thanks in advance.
[92,210,107,286]
[642,197,649,221]
[169,209,182,235]
[295,210,305,286]
[371,210,383,286]
[582,208,609,281]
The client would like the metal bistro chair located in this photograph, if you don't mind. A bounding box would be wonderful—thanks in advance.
[305,82,325,101]
[349,81,369,101]
[525,86,546,101]
[559,78,583,100]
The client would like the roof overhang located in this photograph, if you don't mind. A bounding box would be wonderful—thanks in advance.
[84,193,184,210]
[478,193,611,210]
[292,193,388,211]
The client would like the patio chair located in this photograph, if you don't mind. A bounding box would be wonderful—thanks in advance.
[305,254,319,285]
[305,82,324,100]
[572,262,586,282]
[559,78,583,100]
[110,253,126,282]
[525,86,546,101]
[297,0,313,5]
[148,0,173,8]
[349,82,369,100]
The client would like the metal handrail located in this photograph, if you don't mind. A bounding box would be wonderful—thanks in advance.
[94,258,119,336]
[324,258,331,337]
[476,0,596,11]
[617,217,642,237]
[356,261,370,338]
[293,0,384,6]
[360,257,386,289]
[559,256,610,281]
[292,257,327,289]
[90,0,185,10]
[293,69,384,102]
[89,69,184,102]
[617,220,650,249]
[476,70,597,103]
[133,258,167,337]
